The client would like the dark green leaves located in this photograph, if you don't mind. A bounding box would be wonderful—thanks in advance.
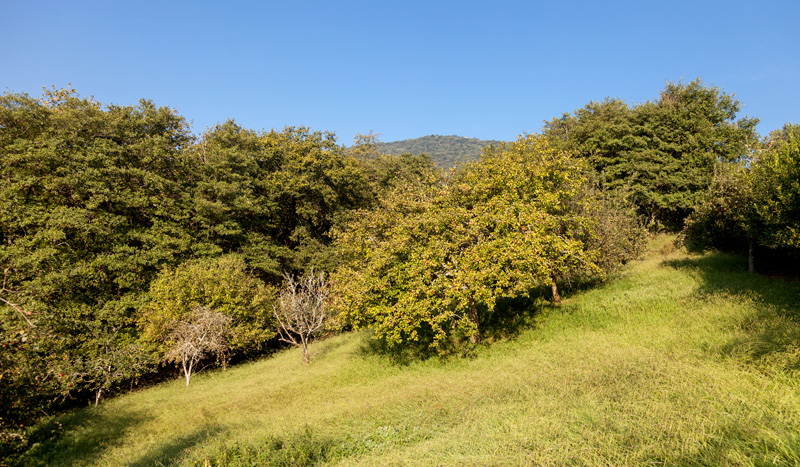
[544,80,759,230]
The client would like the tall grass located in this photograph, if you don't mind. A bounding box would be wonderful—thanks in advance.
[17,236,800,466]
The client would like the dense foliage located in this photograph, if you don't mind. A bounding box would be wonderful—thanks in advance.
[544,79,759,230]
[140,255,276,365]
[191,121,370,276]
[334,135,645,348]
[3,78,795,462]
[376,134,502,170]
[1,88,195,436]
[683,124,800,270]
[348,132,441,201]
[0,89,377,448]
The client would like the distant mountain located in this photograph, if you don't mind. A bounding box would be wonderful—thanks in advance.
[377,135,504,170]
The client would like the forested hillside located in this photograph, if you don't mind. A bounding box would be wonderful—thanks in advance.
[2,79,799,465]
[376,134,502,169]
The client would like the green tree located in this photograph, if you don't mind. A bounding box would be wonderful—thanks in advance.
[187,122,374,280]
[544,98,635,169]
[0,87,195,428]
[140,255,276,367]
[544,80,759,230]
[347,131,440,201]
[571,178,649,281]
[751,125,800,251]
[629,81,758,228]
[188,120,285,277]
[334,135,601,348]
[682,162,755,255]
[683,124,800,272]
[260,127,371,274]
[348,131,383,161]
[0,87,383,443]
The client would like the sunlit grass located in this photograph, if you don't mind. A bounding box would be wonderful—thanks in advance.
[20,235,800,466]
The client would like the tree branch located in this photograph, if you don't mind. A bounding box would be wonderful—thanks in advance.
[0,294,36,328]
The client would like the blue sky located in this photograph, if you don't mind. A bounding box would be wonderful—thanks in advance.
[3,0,798,143]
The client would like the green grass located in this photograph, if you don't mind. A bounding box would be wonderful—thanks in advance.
[18,236,800,466]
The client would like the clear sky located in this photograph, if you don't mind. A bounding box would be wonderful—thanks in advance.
[3,0,798,143]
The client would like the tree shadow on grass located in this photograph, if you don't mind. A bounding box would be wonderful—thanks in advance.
[356,326,465,366]
[663,252,800,374]
[480,292,548,342]
[21,406,151,466]
[353,274,628,366]
[22,407,224,467]
[356,292,552,365]
[128,425,224,467]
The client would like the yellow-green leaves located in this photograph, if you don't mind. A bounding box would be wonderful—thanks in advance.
[334,135,604,349]
[140,255,276,357]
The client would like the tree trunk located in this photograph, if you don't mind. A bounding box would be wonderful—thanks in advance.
[748,237,755,273]
[468,295,481,344]
[183,356,193,387]
[301,336,310,365]
[95,370,109,405]
[550,277,562,305]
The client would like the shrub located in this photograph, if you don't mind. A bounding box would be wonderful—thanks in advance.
[140,255,277,366]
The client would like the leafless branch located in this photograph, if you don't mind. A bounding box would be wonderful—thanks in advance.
[273,269,330,364]
[164,306,232,386]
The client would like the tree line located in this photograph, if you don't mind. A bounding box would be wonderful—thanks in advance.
[538,78,798,268]
[0,87,426,451]
[1,80,797,457]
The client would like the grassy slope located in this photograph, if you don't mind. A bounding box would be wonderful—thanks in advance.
[21,236,800,466]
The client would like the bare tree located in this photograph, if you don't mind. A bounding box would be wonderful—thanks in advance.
[163,306,232,387]
[273,270,330,365]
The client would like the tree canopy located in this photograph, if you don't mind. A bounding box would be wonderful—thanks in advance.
[0,88,377,438]
[544,79,759,230]
[684,123,800,270]
[334,135,642,348]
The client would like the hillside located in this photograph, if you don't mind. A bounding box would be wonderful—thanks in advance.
[15,236,800,466]
[377,135,503,169]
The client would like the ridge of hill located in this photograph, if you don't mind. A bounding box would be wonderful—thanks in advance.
[377,135,504,169]
[16,236,800,466]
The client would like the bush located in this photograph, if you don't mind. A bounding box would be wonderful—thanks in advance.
[682,163,752,254]
[140,255,277,365]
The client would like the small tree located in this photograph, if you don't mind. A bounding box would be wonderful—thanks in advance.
[84,331,150,405]
[273,270,330,365]
[164,306,232,387]
[141,255,276,366]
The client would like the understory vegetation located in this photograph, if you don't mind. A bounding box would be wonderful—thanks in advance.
[14,237,800,466]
